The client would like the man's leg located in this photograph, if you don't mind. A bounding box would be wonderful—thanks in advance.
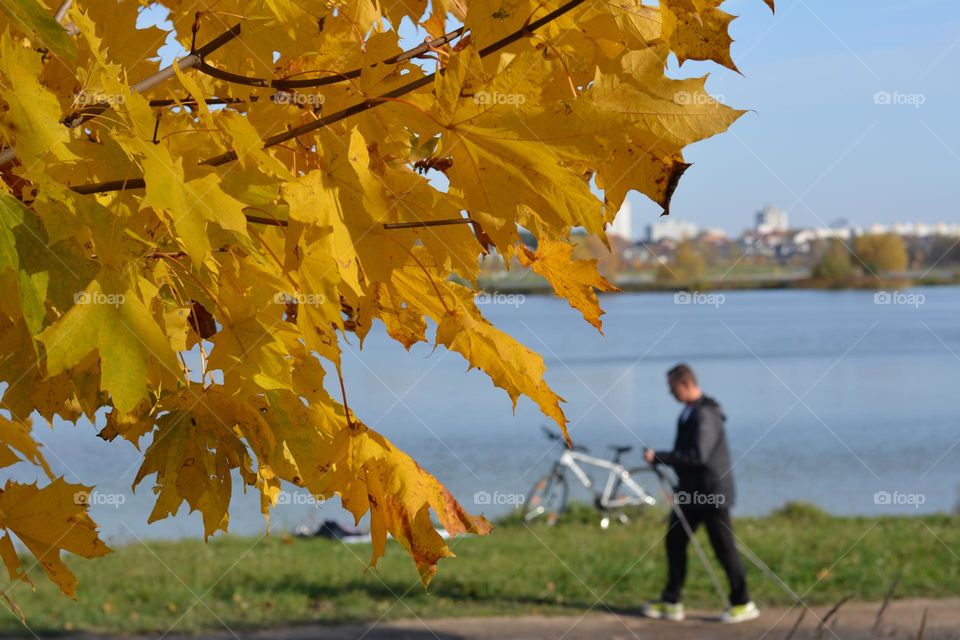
[661,507,701,603]
[703,507,750,606]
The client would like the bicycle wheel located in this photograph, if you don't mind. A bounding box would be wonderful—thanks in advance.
[522,470,568,525]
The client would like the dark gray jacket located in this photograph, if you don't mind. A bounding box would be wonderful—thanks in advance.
[654,395,735,508]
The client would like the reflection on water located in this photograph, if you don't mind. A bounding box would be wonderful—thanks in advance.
[22,287,960,542]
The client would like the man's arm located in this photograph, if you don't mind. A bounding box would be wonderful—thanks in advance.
[652,407,722,469]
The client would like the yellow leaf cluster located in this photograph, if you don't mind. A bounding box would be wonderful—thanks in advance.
[0,0,770,598]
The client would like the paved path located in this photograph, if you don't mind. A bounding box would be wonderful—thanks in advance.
[78,598,960,640]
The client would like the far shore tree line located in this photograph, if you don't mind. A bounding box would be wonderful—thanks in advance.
[483,230,944,287]
[661,233,914,286]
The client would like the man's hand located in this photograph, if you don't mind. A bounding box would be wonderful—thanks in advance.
[644,448,656,464]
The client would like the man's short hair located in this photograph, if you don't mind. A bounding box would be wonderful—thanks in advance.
[667,363,697,385]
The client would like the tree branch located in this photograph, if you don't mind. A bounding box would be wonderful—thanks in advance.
[66,0,588,195]
[383,218,475,230]
[0,24,242,168]
[193,27,466,89]
[200,0,585,168]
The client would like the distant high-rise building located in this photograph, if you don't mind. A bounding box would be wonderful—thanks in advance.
[607,200,635,240]
[646,218,699,243]
[755,205,788,233]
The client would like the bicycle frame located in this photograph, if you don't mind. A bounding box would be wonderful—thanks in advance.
[556,449,656,510]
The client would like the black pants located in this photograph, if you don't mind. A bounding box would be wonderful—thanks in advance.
[661,505,750,606]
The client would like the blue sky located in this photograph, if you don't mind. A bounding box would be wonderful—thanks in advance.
[654,0,960,235]
[145,0,960,235]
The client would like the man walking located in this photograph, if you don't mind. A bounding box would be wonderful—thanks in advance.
[641,364,760,623]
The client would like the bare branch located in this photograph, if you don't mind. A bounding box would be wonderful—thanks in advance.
[815,595,852,639]
[872,571,901,632]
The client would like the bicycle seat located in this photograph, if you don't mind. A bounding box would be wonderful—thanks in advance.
[609,445,633,454]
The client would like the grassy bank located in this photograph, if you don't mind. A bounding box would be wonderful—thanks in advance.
[3,504,958,635]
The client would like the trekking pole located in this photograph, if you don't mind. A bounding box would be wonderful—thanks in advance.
[651,465,810,613]
[650,463,730,611]
[734,536,807,608]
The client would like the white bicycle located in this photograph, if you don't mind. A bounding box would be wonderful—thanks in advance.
[523,427,660,527]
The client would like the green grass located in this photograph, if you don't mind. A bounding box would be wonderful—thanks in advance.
[3,503,958,635]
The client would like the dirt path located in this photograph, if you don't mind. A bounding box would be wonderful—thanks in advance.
[89,598,959,640]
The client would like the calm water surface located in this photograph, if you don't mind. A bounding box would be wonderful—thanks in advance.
[24,287,960,542]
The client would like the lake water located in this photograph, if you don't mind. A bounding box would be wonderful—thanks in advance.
[23,287,960,543]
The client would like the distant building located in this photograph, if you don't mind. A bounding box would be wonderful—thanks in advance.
[646,218,699,243]
[755,205,788,234]
[607,200,635,240]
[701,228,729,242]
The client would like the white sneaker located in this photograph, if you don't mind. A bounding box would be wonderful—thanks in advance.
[720,601,760,623]
[640,600,685,621]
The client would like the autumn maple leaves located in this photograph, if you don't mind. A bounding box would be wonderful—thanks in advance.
[0,0,769,601]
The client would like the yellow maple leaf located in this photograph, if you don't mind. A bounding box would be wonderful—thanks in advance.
[518,238,620,332]
[0,478,111,598]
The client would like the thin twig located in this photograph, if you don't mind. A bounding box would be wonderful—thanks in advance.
[243,214,288,227]
[0,24,242,168]
[784,608,806,640]
[873,571,901,632]
[815,594,852,639]
[202,0,584,168]
[193,27,466,89]
[54,0,72,21]
[67,0,589,192]
[915,607,928,640]
[383,217,475,230]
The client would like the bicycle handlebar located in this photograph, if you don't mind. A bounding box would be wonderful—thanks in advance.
[540,425,589,452]
[541,425,561,441]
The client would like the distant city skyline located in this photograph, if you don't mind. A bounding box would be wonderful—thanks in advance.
[624,0,960,236]
[607,202,960,244]
[142,1,960,239]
